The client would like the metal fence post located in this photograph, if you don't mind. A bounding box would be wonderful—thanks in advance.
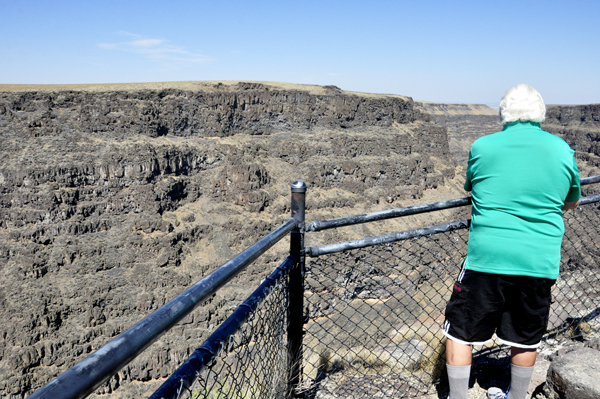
[288,180,306,397]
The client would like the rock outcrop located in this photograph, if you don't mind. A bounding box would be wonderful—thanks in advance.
[544,340,600,399]
[0,81,461,398]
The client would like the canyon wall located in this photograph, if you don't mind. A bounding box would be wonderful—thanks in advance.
[416,100,600,180]
[0,82,461,398]
[543,104,600,178]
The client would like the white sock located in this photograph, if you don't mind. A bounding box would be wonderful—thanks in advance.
[507,364,534,399]
[446,364,470,399]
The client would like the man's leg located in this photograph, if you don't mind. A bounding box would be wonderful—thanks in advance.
[447,338,473,365]
[446,338,472,399]
[511,346,536,367]
[507,347,536,399]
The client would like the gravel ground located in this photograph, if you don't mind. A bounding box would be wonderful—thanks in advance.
[307,330,600,399]
[421,331,600,399]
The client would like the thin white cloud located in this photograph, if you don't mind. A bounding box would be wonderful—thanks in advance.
[117,31,143,39]
[97,33,214,68]
[97,43,116,50]
[130,39,166,47]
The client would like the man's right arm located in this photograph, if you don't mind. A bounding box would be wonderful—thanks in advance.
[563,199,580,211]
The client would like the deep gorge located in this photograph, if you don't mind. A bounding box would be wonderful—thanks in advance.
[0,81,598,398]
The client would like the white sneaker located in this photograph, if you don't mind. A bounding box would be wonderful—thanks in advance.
[487,387,506,399]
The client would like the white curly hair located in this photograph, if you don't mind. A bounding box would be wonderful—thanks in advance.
[499,84,546,125]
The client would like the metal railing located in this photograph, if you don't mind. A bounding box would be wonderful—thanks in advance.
[149,181,308,399]
[29,176,600,399]
[150,256,296,399]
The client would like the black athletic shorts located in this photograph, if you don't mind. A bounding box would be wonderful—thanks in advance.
[443,269,556,348]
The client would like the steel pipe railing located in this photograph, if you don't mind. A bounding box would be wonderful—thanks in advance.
[306,197,470,232]
[149,256,297,399]
[306,219,470,257]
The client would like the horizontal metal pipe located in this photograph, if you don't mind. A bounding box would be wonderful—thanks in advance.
[306,219,470,257]
[150,256,296,399]
[581,175,600,185]
[306,174,600,232]
[29,218,298,399]
[306,197,471,232]
[580,193,600,206]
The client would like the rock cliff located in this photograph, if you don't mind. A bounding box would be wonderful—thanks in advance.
[0,81,461,398]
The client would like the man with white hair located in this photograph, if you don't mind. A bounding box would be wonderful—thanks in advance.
[443,84,581,399]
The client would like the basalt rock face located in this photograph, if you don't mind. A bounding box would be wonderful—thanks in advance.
[1,82,421,139]
[543,104,600,178]
[0,82,459,398]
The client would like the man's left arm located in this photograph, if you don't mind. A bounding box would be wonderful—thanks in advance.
[464,149,474,192]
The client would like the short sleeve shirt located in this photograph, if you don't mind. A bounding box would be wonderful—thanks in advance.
[464,121,580,279]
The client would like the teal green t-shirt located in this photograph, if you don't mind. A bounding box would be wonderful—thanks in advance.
[464,121,581,279]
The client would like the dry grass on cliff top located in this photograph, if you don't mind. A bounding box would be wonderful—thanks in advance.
[0,80,411,99]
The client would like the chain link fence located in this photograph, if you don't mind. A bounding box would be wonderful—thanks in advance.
[150,257,296,399]
[302,202,600,398]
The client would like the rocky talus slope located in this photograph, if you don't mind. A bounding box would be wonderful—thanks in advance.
[0,82,463,398]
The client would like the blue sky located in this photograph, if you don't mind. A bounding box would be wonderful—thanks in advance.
[1,0,599,105]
